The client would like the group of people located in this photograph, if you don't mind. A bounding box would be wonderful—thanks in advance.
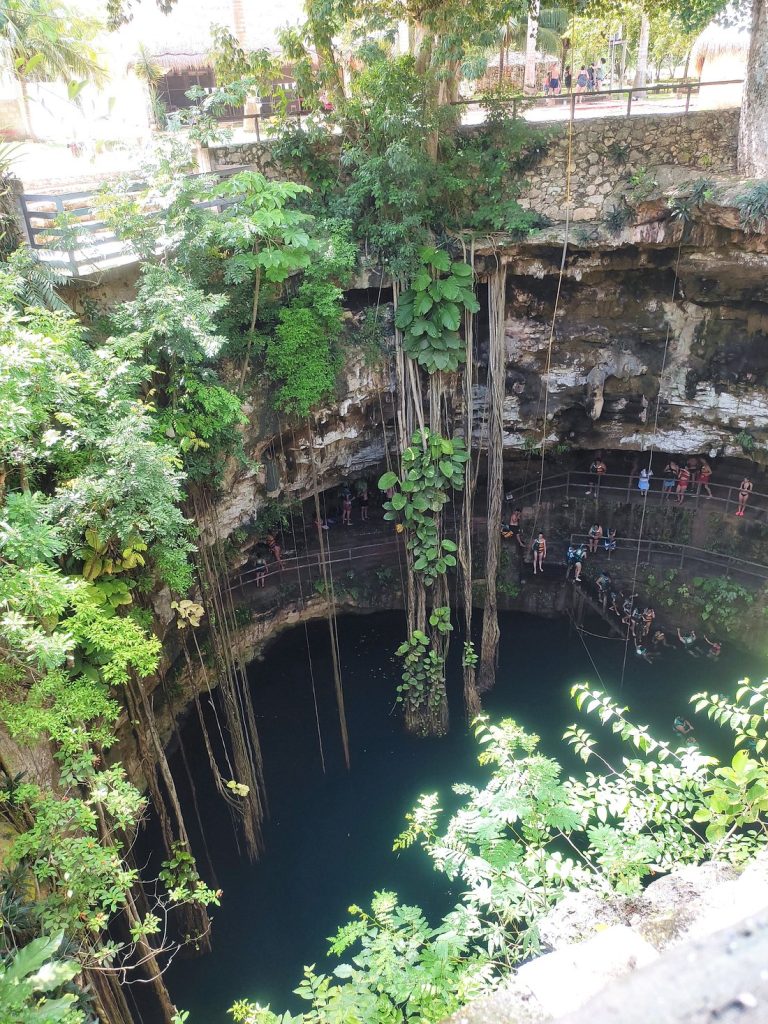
[314,482,370,530]
[543,59,608,97]
[589,569,722,664]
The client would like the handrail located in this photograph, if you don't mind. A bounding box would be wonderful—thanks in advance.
[508,470,768,516]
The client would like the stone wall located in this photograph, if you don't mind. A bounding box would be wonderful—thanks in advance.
[517,109,740,223]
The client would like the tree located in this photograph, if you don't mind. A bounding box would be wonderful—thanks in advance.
[634,7,650,86]
[524,0,542,92]
[0,0,107,140]
[132,42,166,128]
[739,0,768,176]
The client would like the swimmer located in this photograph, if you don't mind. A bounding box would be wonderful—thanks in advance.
[673,715,694,737]
[677,627,699,655]
[704,635,721,658]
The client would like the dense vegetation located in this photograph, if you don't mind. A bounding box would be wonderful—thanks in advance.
[3,0,768,1019]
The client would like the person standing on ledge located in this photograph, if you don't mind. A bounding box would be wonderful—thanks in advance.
[736,475,753,517]
[531,532,547,574]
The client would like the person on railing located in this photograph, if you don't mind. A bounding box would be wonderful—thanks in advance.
[675,463,692,505]
[662,459,680,501]
[697,458,713,499]
[737,476,753,517]
[638,467,653,496]
[586,454,607,496]
[531,532,547,575]
[502,508,524,547]
[565,542,586,582]
[588,522,603,553]
[253,555,267,587]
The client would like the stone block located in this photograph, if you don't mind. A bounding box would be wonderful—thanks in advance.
[572,207,598,221]
[516,925,658,1018]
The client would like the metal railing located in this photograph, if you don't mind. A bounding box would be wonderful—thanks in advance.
[18,165,248,277]
[231,537,403,592]
[452,77,744,122]
[568,531,768,583]
[508,470,768,518]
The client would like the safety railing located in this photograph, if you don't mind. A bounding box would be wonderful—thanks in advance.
[18,165,248,277]
[508,470,768,518]
[452,77,744,122]
[568,531,768,583]
[231,537,404,592]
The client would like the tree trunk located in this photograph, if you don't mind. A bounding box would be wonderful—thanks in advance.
[524,0,541,94]
[633,11,650,91]
[17,77,37,141]
[738,0,768,177]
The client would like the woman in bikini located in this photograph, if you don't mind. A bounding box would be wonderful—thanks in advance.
[587,523,603,554]
[675,463,691,505]
[342,493,353,525]
[736,476,753,517]
[531,532,547,574]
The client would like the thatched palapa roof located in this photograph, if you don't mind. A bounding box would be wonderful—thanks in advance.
[691,22,750,76]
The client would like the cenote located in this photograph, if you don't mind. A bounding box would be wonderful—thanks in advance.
[157,609,760,1024]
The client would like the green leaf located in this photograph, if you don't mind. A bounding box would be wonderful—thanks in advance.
[378,471,399,491]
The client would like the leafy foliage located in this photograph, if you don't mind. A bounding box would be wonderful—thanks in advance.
[378,430,467,586]
[0,933,84,1024]
[395,248,479,373]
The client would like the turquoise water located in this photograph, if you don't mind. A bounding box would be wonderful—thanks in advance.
[161,609,760,1023]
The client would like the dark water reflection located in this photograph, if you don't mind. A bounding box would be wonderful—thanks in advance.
[161,609,760,1023]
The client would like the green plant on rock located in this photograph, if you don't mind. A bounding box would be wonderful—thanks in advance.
[378,430,467,586]
[735,181,768,234]
[395,631,445,710]
[394,247,479,374]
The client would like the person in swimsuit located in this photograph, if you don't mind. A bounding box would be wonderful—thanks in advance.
[704,635,721,658]
[266,533,283,570]
[253,554,268,587]
[342,493,353,525]
[662,459,679,500]
[697,459,713,498]
[737,476,753,517]
[549,67,561,95]
[564,65,572,91]
[532,532,547,574]
[652,629,670,648]
[588,523,603,554]
[677,627,699,656]
[586,455,607,496]
[603,527,617,553]
[576,66,588,96]
[641,606,655,637]
[504,509,524,547]
[634,639,653,663]
[638,467,652,496]
[359,486,369,521]
[673,716,694,737]
[595,571,611,610]
[313,511,329,532]
[675,464,691,505]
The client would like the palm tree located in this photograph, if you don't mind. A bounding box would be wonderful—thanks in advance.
[132,43,166,129]
[0,0,107,140]
[497,6,567,92]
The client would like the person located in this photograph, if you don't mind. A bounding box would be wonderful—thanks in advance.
[673,716,694,737]
[266,532,283,570]
[531,532,547,574]
[576,65,588,95]
[564,65,572,91]
[662,459,679,500]
[634,639,653,663]
[677,627,699,655]
[638,467,652,496]
[641,606,655,637]
[604,527,617,554]
[543,70,552,97]
[342,492,353,526]
[595,571,611,610]
[596,58,606,90]
[704,635,722,658]
[566,542,586,582]
[737,476,753,517]
[675,463,691,505]
[502,508,524,547]
[621,593,637,626]
[549,67,561,95]
[313,510,329,532]
[359,485,369,521]
[588,522,603,553]
[587,64,595,91]
[586,454,607,496]
[697,458,713,498]
[652,629,670,648]
[609,589,622,617]
[253,554,268,587]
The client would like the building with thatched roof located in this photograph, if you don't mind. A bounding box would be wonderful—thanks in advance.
[690,21,748,108]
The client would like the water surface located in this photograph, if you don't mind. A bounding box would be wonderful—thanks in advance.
[163,609,758,1022]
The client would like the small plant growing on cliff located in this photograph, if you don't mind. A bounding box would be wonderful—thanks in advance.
[605,200,634,234]
[735,429,756,454]
[735,181,768,234]
[626,166,658,204]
